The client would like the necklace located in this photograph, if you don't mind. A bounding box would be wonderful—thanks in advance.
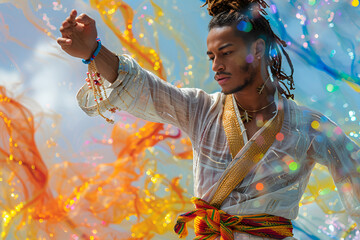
[236,100,275,123]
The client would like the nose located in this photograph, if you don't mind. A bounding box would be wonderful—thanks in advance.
[212,58,225,72]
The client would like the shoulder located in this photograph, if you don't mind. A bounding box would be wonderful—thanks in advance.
[179,88,225,105]
[284,97,337,130]
[284,98,356,151]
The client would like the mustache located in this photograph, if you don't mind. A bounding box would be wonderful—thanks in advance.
[214,72,231,80]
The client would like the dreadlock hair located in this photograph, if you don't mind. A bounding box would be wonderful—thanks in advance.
[202,0,295,99]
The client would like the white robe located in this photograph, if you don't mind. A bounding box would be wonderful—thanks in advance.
[77,55,360,239]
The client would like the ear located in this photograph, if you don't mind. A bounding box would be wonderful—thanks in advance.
[251,38,266,60]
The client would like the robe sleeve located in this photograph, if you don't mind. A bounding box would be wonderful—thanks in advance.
[76,54,214,142]
[309,113,360,226]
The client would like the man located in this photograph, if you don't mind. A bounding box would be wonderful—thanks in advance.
[58,0,360,239]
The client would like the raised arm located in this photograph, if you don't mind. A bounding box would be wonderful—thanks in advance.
[57,10,218,140]
[57,9,119,83]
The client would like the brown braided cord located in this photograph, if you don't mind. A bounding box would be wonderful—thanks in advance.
[201,0,269,16]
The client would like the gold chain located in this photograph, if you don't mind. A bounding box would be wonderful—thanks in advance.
[235,99,274,123]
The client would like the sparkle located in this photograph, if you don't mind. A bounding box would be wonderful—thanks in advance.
[311,120,320,130]
[289,162,298,171]
[256,183,264,191]
[276,132,284,141]
[326,84,335,92]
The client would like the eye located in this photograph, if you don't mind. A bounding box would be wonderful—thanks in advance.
[223,51,232,56]
[208,57,214,61]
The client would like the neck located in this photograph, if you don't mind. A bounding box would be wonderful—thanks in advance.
[233,76,276,112]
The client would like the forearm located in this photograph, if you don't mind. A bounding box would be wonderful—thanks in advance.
[77,54,203,136]
[93,45,119,84]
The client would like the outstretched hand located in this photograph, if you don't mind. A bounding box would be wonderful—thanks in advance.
[57,9,98,60]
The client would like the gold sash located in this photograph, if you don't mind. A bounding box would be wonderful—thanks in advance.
[210,94,284,208]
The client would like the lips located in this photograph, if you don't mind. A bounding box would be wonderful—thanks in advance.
[215,75,231,85]
[215,74,230,81]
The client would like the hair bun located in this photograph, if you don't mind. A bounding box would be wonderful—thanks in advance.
[201,0,269,17]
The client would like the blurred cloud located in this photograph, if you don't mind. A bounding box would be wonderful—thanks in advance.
[0,68,24,94]
[15,41,81,116]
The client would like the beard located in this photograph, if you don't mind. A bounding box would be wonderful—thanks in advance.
[221,63,255,95]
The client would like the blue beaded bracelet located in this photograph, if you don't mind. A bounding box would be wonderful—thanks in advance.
[82,38,101,64]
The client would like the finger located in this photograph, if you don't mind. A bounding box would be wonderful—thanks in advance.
[74,22,85,32]
[59,26,73,36]
[75,13,94,26]
[74,14,94,32]
[60,21,73,32]
[69,9,77,22]
[65,16,74,26]
[64,10,77,26]
[57,37,72,46]
[61,20,70,29]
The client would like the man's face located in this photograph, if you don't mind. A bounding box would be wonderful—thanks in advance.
[206,25,256,95]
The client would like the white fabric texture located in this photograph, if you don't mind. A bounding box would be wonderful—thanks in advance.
[77,55,360,239]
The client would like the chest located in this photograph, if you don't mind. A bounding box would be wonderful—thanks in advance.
[195,111,312,169]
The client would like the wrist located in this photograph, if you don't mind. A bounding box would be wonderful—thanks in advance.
[85,40,99,59]
[82,38,101,64]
